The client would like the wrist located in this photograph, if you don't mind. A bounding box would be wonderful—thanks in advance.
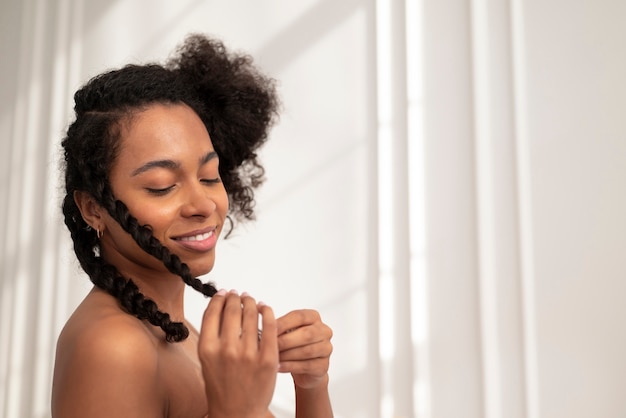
[294,373,329,391]
[294,374,333,418]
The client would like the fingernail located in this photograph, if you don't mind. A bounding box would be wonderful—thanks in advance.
[257,301,266,307]
[216,289,226,296]
[241,291,250,297]
[229,289,238,294]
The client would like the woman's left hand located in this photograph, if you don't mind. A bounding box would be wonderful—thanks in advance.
[275,310,333,389]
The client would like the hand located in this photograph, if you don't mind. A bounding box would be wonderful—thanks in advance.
[198,290,279,417]
[276,310,333,390]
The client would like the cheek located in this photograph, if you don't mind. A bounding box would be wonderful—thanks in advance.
[219,191,229,215]
[126,202,174,233]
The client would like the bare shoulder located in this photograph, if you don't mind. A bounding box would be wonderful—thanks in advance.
[52,289,164,417]
[54,288,159,362]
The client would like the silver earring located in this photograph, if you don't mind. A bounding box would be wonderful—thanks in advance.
[96,228,102,239]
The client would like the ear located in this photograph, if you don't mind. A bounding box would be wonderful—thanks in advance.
[73,190,106,230]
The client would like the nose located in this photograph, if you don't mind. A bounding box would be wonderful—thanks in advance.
[180,181,218,219]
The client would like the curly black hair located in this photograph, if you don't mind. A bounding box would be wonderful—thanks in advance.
[61,34,279,342]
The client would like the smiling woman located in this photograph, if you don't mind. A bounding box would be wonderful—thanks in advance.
[74,104,229,292]
[51,34,334,418]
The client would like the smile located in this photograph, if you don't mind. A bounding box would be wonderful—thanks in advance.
[175,231,214,242]
[171,228,218,252]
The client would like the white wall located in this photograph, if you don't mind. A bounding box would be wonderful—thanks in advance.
[1,0,625,417]
[2,1,377,417]
[522,1,626,416]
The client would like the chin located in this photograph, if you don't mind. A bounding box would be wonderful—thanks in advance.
[173,249,216,274]
[187,261,215,278]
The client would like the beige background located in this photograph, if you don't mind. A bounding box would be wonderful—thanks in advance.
[1,0,625,417]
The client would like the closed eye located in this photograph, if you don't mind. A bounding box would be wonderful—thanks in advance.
[201,178,221,185]
[146,185,175,195]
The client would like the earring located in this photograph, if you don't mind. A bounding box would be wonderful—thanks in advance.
[96,228,102,239]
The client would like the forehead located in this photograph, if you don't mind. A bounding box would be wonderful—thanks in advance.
[115,103,213,166]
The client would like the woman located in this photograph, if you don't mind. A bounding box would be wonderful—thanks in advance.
[51,34,333,417]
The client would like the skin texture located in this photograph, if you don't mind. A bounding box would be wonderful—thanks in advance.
[52,104,333,417]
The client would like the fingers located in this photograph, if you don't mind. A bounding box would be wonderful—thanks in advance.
[241,292,260,346]
[221,290,247,340]
[199,290,269,348]
[276,309,320,336]
[275,309,333,366]
[278,340,333,363]
[258,302,278,358]
[276,312,333,352]
[198,292,278,416]
[279,356,330,375]
[199,288,227,341]
[274,309,333,390]
[277,331,333,377]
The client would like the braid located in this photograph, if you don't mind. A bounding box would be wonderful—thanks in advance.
[108,198,217,298]
[61,33,277,343]
[63,191,195,342]
[101,188,212,341]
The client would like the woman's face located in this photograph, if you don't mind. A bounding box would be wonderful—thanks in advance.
[99,103,229,279]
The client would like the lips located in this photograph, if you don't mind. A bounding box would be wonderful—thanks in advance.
[176,231,213,242]
[171,227,217,252]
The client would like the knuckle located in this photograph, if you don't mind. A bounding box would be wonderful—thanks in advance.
[224,301,242,315]
[294,310,307,323]
[221,345,240,361]
[198,343,220,362]
[301,361,315,375]
[301,326,313,342]
[198,344,211,358]
[325,325,333,340]
[241,293,257,306]
[260,354,278,370]
[299,309,320,322]
[310,310,321,321]
[301,344,315,358]
[241,349,256,365]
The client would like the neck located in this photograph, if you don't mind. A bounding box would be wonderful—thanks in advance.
[98,242,191,320]
[129,272,187,321]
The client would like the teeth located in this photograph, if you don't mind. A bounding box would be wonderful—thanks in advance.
[178,232,212,242]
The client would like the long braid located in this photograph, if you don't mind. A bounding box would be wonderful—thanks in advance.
[63,193,193,342]
[61,34,278,343]
[63,116,205,341]
[108,198,217,298]
[100,189,219,341]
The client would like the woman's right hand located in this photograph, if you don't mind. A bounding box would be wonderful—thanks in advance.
[198,289,278,417]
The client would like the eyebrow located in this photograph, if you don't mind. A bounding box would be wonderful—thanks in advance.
[130,150,218,177]
[199,150,219,166]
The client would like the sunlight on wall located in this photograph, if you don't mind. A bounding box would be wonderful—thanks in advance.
[405,0,429,417]
[377,0,427,417]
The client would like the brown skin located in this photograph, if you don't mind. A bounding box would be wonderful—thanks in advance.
[51,104,333,417]
[52,287,208,418]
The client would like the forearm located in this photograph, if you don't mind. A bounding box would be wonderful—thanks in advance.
[294,375,333,418]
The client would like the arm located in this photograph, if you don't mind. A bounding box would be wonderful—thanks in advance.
[276,310,334,418]
[294,374,333,418]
